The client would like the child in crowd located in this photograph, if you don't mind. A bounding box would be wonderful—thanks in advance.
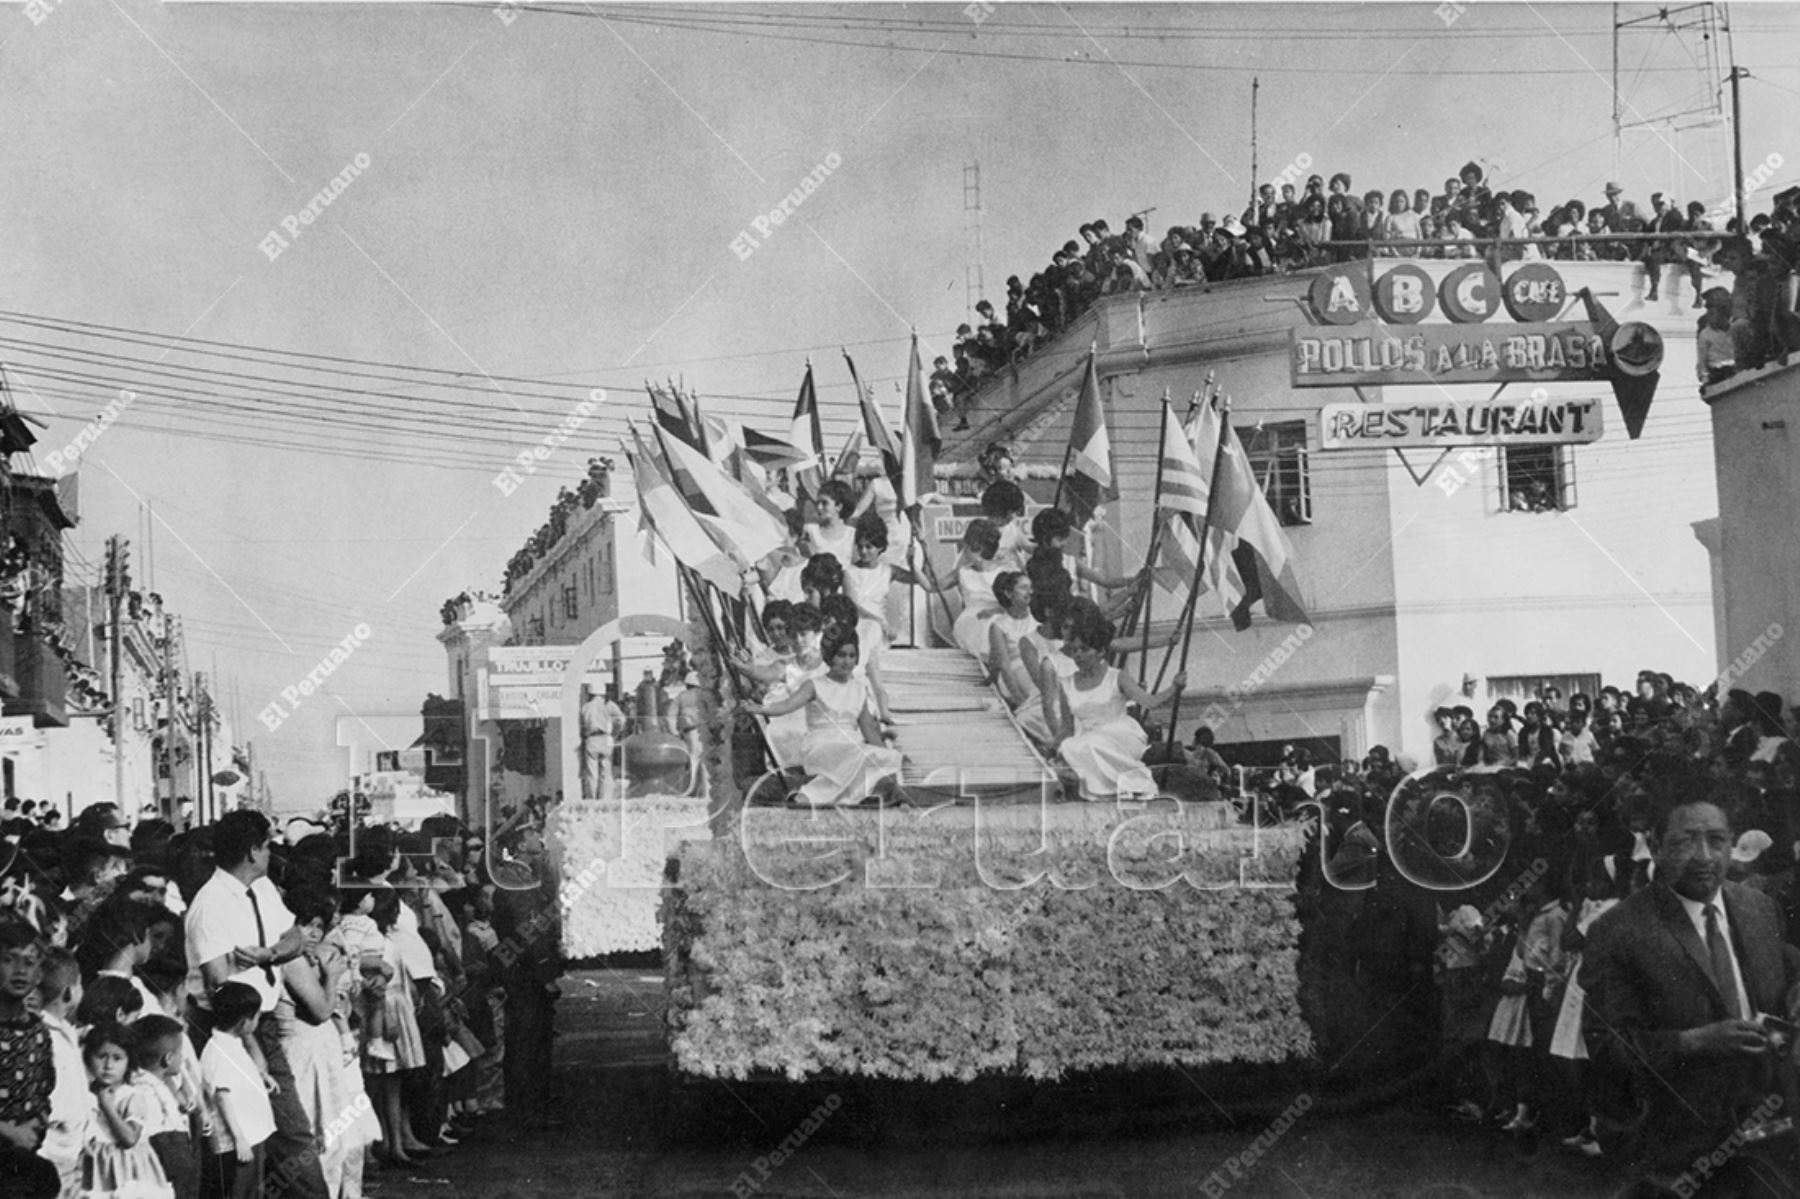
[125,1016,194,1199]
[198,984,271,1199]
[35,947,86,1199]
[80,1021,172,1199]
[1484,879,1567,1135]
[1547,861,1619,1157]
[456,888,505,1119]
[74,977,143,1031]
[1433,904,1492,1124]
[0,923,59,1199]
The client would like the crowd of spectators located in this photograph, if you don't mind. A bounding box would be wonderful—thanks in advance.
[926,163,1800,422]
[0,796,564,1199]
[1188,668,1800,1163]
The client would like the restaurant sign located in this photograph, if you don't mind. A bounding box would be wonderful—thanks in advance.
[1320,397,1605,450]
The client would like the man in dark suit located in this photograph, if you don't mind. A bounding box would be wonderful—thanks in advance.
[1582,789,1800,1197]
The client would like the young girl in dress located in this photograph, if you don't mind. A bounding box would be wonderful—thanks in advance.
[806,479,858,567]
[985,572,1054,745]
[81,1021,173,1199]
[744,630,905,807]
[950,519,1005,663]
[1485,877,1567,1135]
[1053,606,1186,801]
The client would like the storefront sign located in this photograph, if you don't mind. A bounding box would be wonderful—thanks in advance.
[1319,398,1605,450]
[480,646,608,722]
[1291,322,1608,388]
[0,715,42,753]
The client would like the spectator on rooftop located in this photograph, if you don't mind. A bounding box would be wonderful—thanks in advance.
[1297,196,1331,266]
[1453,162,1494,237]
[1641,192,1685,302]
[1379,189,1422,257]
[1497,190,1540,262]
[1327,173,1363,261]
[1594,181,1626,232]
[1125,215,1157,276]
[1697,290,1737,386]
[1436,176,1463,218]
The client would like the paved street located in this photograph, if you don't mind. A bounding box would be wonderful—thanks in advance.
[375,969,1621,1199]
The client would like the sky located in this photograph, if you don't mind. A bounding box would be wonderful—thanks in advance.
[2,0,1796,809]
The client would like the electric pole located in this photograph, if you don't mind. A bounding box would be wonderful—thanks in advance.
[1730,64,1748,230]
[105,536,126,810]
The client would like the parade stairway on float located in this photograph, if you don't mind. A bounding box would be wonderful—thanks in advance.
[875,647,1061,803]
[763,647,1061,804]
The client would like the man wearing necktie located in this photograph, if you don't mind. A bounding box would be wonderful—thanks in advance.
[182,810,325,1199]
[1582,787,1800,1197]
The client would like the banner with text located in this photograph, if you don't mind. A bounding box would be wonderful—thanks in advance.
[1319,398,1606,450]
[1292,322,1608,388]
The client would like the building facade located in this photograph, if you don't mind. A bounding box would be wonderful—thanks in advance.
[1701,356,1800,698]
[943,258,1722,767]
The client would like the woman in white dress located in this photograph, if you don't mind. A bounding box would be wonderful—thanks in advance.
[1054,606,1186,802]
[950,518,1004,662]
[986,572,1055,744]
[744,631,905,806]
[806,478,858,566]
[278,886,380,1198]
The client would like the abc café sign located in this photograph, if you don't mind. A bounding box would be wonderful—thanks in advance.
[1290,262,1610,388]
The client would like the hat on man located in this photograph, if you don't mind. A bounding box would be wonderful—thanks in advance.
[1221,214,1245,237]
[1604,181,1623,197]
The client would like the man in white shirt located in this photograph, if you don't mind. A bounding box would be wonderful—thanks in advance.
[183,810,325,1199]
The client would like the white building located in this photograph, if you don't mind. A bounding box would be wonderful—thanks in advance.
[942,257,1723,767]
[1700,354,1800,698]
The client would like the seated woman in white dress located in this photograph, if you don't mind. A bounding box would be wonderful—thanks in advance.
[950,518,1004,662]
[1028,507,1145,622]
[845,513,927,651]
[986,571,1056,744]
[727,600,820,767]
[1054,605,1187,802]
[744,630,905,807]
[756,510,814,605]
[979,480,1031,570]
[805,478,858,567]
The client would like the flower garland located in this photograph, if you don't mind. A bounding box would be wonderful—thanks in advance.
[664,819,1312,1082]
[549,795,713,957]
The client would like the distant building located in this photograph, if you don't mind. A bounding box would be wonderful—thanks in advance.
[942,258,1723,767]
[435,459,679,820]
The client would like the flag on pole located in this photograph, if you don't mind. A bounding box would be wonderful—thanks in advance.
[627,427,742,593]
[830,428,864,481]
[790,362,825,502]
[900,332,939,512]
[740,425,806,470]
[1209,419,1308,630]
[1158,395,1210,521]
[846,350,903,497]
[1062,351,1117,527]
[1187,399,1246,616]
[653,422,789,567]
[647,383,704,453]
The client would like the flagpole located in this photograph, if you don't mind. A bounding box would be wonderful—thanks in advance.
[1149,379,1218,692]
[1130,392,1174,686]
[1161,397,1232,755]
[1050,344,1097,512]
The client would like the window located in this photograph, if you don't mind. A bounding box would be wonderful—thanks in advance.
[527,616,545,643]
[564,584,579,620]
[1499,445,1576,512]
[1236,420,1311,526]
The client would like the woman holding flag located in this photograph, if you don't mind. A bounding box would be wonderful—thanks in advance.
[1054,606,1186,802]
[743,629,905,806]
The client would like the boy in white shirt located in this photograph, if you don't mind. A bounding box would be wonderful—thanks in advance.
[32,948,84,1199]
[198,984,272,1199]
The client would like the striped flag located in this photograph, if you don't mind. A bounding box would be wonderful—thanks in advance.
[790,362,825,502]
[627,428,742,593]
[1061,350,1117,527]
[1209,419,1308,630]
[653,422,788,568]
[901,332,939,512]
[740,425,807,470]
[1189,400,1246,616]
[846,350,903,497]
[1157,395,1209,521]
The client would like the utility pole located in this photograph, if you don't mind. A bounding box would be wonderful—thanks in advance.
[105,536,126,810]
[1729,64,1748,230]
[195,672,210,826]
[160,605,174,821]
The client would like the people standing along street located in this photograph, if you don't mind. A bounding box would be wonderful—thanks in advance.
[489,826,563,1132]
